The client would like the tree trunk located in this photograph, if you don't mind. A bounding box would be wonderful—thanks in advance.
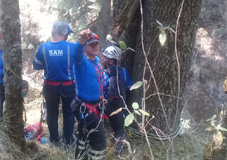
[110,0,139,41]
[0,0,26,149]
[90,0,112,48]
[113,0,202,136]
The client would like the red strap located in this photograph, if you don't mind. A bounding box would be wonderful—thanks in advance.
[84,103,98,113]
[44,80,73,86]
[83,103,108,120]
[90,59,103,98]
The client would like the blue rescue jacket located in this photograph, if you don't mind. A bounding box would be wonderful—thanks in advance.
[0,50,4,85]
[103,67,132,98]
[33,40,76,81]
[74,42,103,102]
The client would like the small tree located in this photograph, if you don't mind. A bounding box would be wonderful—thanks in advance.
[0,0,25,150]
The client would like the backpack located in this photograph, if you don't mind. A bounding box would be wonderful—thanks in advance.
[106,66,126,101]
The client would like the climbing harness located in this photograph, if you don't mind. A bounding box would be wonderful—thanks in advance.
[79,103,88,135]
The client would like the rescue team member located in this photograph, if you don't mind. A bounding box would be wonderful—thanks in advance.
[72,29,106,160]
[0,32,4,118]
[102,46,132,155]
[33,22,76,146]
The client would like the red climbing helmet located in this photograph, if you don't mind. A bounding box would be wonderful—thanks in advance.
[86,33,100,44]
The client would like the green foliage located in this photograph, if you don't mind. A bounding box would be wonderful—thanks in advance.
[134,110,141,116]
[132,102,139,110]
[106,34,118,45]
[123,81,151,127]
[156,19,176,47]
[133,102,150,116]
[20,0,58,48]
[124,114,134,127]
[158,28,167,47]
[130,81,143,90]
[124,102,151,127]
[106,34,112,41]
[118,41,127,50]
[213,131,223,149]
[156,20,167,46]
[205,114,227,132]
[57,0,102,38]
[217,126,227,132]
[207,115,217,122]
[205,112,227,149]
[138,109,150,116]
[109,108,122,116]
[106,34,135,53]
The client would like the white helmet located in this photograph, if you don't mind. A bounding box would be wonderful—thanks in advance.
[103,46,122,61]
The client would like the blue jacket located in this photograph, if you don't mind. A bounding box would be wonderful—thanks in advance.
[103,67,132,98]
[33,40,76,81]
[0,50,4,85]
[74,42,103,102]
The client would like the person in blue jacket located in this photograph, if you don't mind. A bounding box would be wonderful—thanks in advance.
[33,22,76,146]
[0,33,4,118]
[72,29,106,160]
[101,46,132,155]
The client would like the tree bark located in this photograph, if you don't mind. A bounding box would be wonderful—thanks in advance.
[113,0,202,136]
[110,0,140,41]
[90,0,112,48]
[0,0,26,149]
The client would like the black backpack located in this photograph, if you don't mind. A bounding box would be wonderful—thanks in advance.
[106,66,126,101]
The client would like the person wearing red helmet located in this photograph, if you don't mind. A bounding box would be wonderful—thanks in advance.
[72,29,106,160]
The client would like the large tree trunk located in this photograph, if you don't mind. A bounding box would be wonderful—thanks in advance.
[113,0,202,136]
[0,0,26,149]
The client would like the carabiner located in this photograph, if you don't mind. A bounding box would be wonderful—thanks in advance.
[80,103,86,114]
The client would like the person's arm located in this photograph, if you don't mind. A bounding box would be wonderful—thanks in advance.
[74,29,92,64]
[123,68,133,90]
[33,45,45,70]
[103,71,109,98]
[74,42,85,64]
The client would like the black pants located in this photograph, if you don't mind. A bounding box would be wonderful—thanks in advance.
[0,85,4,118]
[43,83,76,145]
[75,109,106,160]
[105,97,126,139]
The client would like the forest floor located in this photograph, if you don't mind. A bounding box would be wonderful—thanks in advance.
[1,0,227,160]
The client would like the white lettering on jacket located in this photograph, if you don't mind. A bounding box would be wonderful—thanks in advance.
[49,50,63,56]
